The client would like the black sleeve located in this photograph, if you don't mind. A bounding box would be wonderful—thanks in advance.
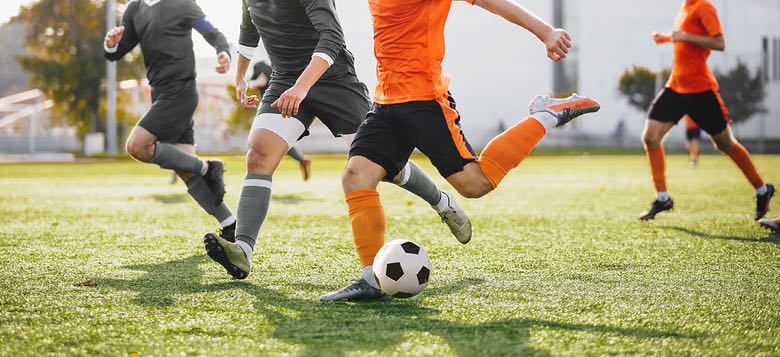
[186,1,230,58]
[238,0,260,48]
[298,0,345,62]
[104,0,140,62]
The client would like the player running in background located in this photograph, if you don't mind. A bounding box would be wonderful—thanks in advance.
[202,0,472,280]
[104,0,237,236]
[249,60,312,181]
[683,115,701,168]
[320,0,600,301]
[640,0,773,221]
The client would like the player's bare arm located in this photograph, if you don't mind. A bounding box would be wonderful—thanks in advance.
[652,31,673,45]
[271,56,330,118]
[465,0,571,61]
[672,30,725,51]
[235,54,258,109]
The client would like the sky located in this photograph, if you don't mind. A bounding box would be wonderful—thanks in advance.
[0,0,35,25]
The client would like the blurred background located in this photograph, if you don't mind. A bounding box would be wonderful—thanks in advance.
[0,0,778,162]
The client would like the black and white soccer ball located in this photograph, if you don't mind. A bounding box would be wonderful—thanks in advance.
[373,239,432,298]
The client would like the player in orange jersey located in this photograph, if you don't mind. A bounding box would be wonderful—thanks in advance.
[320,0,600,301]
[639,0,773,221]
[683,115,701,168]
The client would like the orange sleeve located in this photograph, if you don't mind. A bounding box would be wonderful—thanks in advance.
[698,2,723,37]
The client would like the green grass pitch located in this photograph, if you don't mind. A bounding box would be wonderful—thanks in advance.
[1,153,779,356]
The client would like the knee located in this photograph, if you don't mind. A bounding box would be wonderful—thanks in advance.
[714,138,735,153]
[454,181,492,199]
[642,132,663,149]
[342,166,377,193]
[126,138,153,162]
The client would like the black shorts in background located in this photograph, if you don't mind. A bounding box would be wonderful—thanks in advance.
[686,128,702,141]
[138,80,198,145]
[648,88,731,135]
[349,94,477,180]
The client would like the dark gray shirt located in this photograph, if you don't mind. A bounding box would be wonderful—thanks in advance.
[105,0,230,89]
[239,0,356,80]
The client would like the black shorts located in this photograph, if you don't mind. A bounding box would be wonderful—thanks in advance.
[349,94,477,180]
[648,88,731,135]
[259,71,370,138]
[138,80,198,145]
[686,128,702,141]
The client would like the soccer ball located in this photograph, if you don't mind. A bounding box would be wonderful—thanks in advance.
[373,239,432,298]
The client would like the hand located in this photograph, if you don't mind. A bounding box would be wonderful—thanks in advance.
[541,28,572,62]
[652,32,673,45]
[236,78,258,109]
[272,84,309,118]
[104,26,125,49]
[215,52,231,74]
[671,30,688,42]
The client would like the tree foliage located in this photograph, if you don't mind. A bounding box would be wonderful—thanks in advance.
[15,0,143,138]
[618,66,669,113]
[715,60,767,124]
[225,84,261,134]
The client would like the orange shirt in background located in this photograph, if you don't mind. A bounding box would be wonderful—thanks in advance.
[368,0,474,104]
[684,115,699,130]
[666,0,723,93]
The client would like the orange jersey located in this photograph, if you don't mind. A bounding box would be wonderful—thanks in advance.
[666,0,723,93]
[368,0,474,104]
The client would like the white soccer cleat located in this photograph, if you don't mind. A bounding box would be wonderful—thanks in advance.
[435,192,472,244]
[759,218,780,235]
[529,93,601,128]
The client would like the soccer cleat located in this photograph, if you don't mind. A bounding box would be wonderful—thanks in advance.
[530,93,601,127]
[204,233,250,279]
[436,191,472,244]
[754,184,775,221]
[638,198,675,221]
[688,159,698,169]
[203,160,226,206]
[218,222,236,243]
[300,158,312,181]
[320,278,391,302]
[759,218,780,235]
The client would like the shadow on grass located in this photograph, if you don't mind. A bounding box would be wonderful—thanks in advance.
[273,193,319,204]
[659,226,780,246]
[97,255,703,355]
[150,193,188,204]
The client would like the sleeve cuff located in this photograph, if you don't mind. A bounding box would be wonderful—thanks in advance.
[104,43,118,53]
[312,52,334,67]
[237,44,256,60]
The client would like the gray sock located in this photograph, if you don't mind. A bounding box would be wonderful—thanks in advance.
[151,142,204,174]
[393,161,442,206]
[235,174,273,248]
[287,146,305,164]
[185,176,235,225]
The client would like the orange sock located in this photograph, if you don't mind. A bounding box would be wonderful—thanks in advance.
[689,142,699,162]
[726,143,765,189]
[478,117,546,188]
[646,146,667,193]
[346,189,385,267]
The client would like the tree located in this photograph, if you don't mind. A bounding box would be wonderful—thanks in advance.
[715,60,767,124]
[225,84,261,134]
[14,0,143,139]
[617,66,669,112]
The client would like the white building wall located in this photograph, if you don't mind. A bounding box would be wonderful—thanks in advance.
[576,0,780,143]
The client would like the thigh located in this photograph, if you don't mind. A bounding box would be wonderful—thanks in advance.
[395,95,476,179]
[684,91,730,136]
[303,75,371,137]
[259,80,316,138]
[349,104,415,181]
[648,88,686,124]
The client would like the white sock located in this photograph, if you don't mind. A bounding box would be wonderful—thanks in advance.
[362,265,380,289]
[531,112,557,134]
[433,191,451,213]
[199,159,209,176]
[220,215,236,228]
[756,184,768,195]
[235,240,253,260]
[656,192,670,202]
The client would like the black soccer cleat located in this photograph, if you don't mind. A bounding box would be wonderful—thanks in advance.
[754,183,775,221]
[320,278,391,302]
[638,198,674,221]
[218,222,236,243]
[202,160,226,206]
[204,233,250,280]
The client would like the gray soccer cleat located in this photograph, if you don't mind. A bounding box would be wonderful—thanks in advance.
[759,218,780,235]
[436,191,472,244]
[529,93,601,127]
[320,278,391,302]
[204,232,250,279]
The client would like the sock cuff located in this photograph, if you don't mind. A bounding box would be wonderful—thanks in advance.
[528,114,554,135]
[346,189,382,213]
[647,146,665,154]
[726,142,746,156]
[243,174,273,189]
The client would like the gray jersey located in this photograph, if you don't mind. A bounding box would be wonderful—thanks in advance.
[239,0,356,80]
[105,0,230,89]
